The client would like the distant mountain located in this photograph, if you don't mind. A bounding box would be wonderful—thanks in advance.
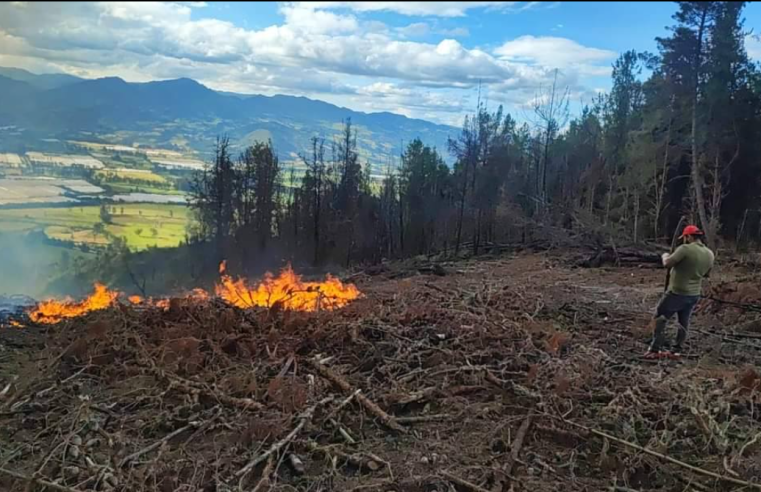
[0,67,456,169]
[0,67,82,90]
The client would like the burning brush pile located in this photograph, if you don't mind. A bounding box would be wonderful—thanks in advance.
[19,262,361,326]
[2,255,761,491]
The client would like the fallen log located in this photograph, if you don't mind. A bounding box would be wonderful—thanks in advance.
[580,244,666,268]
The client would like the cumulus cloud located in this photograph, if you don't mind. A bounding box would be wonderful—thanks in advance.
[495,35,616,76]
[287,2,524,18]
[397,23,470,39]
[0,1,615,124]
[397,22,430,38]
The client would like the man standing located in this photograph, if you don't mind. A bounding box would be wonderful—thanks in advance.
[645,225,715,359]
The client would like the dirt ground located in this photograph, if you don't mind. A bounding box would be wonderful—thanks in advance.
[1,251,761,492]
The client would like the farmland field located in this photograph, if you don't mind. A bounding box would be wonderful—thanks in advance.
[0,153,23,167]
[0,177,104,205]
[96,168,168,183]
[25,152,105,169]
[0,204,189,250]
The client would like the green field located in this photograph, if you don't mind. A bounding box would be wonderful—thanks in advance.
[96,169,168,183]
[0,204,190,250]
[103,182,185,195]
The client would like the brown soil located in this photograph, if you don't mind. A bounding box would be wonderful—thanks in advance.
[1,252,761,492]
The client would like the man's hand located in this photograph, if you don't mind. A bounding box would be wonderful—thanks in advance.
[661,253,670,267]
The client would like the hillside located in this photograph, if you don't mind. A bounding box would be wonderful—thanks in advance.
[2,252,761,491]
[0,67,82,90]
[0,68,456,170]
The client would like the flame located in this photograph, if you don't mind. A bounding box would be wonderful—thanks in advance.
[189,288,210,301]
[29,283,119,324]
[9,320,23,328]
[25,264,356,323]
[216,263,360,311]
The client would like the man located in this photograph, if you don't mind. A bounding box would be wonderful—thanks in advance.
[645,225,715,359]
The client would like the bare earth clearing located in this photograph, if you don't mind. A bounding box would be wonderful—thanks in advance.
[1,252,761,491]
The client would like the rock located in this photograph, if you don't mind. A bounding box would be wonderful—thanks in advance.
[68,445,81,459]
[288,454,306,474]
[63,466,81,480]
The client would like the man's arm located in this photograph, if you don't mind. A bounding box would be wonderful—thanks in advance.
[663,245,687,268]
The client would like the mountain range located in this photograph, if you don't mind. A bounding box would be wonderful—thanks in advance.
[0,67,456,170]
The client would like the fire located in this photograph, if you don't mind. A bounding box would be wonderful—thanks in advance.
[9,320,23,328]
[29,283,119,324]
[24,264,357,324]
[189,288,210,301]
[216,263,360,312]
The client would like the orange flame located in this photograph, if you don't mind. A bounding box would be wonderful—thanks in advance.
[128,295,143,305]
[29,283,119,324]
[215,263,360,311]
[189,288,210,301]
[9,320,23,328]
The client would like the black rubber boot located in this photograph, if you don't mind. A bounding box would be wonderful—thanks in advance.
[649,316,668,352]
[674,323,688,353]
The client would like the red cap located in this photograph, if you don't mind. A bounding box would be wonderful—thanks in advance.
[679,225,703,238]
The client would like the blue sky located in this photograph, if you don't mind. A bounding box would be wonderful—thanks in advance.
[1,1,760,126]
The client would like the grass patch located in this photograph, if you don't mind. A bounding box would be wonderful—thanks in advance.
[0,204,189,250]
[96,169,168,184]
[103,182,184,195]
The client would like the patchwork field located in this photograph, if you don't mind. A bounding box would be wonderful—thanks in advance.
[25,152,105,169]
[0,204,189,250]
[96,168,168,183]
[0,177,104,205]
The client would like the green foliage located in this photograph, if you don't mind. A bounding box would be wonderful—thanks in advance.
[99,204,112,224]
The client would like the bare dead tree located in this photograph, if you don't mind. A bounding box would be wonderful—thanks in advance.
[532,69,570,215]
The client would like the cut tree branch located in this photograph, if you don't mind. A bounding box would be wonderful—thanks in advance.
[307,359,407,433]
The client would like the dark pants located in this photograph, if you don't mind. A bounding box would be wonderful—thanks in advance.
[650,292,700,352]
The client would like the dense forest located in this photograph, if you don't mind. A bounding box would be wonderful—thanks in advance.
[185,1,761,274]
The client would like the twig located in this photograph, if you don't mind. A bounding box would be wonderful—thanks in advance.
[251,455,275,492]
[235,397,333,482]
[327,418,357,444]
[737,432,761,462]
[322,388,361,423]
[396,414,453,424]
[439,470,491,492]
[566,420,761,490]
[0,466,87,492]
[505,414,532,478]
[308,442,381,472]
[307,359,407,433]
[118,420,201,467]
[148,363,265,411]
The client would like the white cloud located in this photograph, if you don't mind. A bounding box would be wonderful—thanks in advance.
[495,35,616,76]
[746,34,761,60]
[439,27,470,38]
[279,3,359,34]
[287,2,524,17]
[0,2,613,125]
[397,22,430,38]
[397,23,470,39]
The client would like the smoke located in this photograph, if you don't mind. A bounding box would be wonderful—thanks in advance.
[0,230,87,299]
